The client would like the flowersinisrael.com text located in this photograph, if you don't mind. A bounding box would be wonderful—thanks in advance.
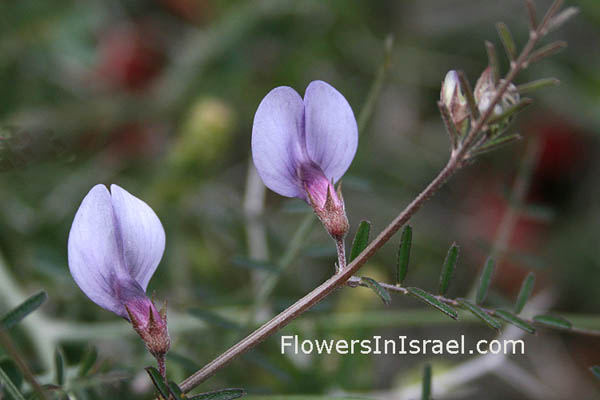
[281,335,525,356]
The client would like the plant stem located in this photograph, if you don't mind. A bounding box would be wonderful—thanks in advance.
[178,2,565,392]
[179,156,459,392]
[335,237,346,273]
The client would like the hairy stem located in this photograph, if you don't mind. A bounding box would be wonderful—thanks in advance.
[335,237,347,273]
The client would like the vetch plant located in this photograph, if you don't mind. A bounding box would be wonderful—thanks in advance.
[252,80,358,271]
[0,1,595,399]
[176,1,595,395]
[67,184,170,379]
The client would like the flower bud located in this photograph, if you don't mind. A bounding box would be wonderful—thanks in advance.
[125,297,170,358]
[475,67,520,117]
[441,70,469,131]
[300,163,349,239]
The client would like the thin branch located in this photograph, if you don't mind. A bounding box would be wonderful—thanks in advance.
[178,2,570,392]
[347,276,600,337]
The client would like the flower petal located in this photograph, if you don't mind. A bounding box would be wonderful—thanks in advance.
[110,184,165,291]
[68,184,126,315]
[303,80,358,182]
[251,86,307,198]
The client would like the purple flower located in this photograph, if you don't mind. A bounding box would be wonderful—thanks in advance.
[251,80,358,237]
[68,184,169,356]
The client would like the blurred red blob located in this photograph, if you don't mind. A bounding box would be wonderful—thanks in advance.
[96,22,163,91]
[460,116,588,295]
[461,187,546,295]
[105,122,167,160]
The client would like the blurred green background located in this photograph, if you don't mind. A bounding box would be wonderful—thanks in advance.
[1,0,599,399]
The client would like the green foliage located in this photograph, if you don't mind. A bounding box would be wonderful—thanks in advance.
[514,272,535,314]
[532,314,572,330]
[439,243,459,295]
[476,258,495,305]
[349,220,371,262]
[494,310,536,334]
[145,367,170,399]
[396,225,412,285]
[190,388,246,400]
[0,365,25,400]
[77,345,98,378]
[457,298,501,330]
[496,22,516,60]
[407,287,458,320]
[359,277,391,306]
[0,291,47,330]
[421,363,432,400]
[54,346,65,386]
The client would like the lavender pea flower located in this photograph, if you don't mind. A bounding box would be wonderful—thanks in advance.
[68,184,170,367]
[251,80,358,238]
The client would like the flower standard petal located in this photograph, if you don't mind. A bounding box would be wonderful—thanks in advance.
[68,184,126,316]
[110,184,165,291]
[303,80,358,183]
[251,86,307,199]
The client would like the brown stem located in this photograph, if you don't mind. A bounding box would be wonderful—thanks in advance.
[178,2,565,392]
[179,157,460,392]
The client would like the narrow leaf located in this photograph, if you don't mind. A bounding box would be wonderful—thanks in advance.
[457,298,501,330]
[494,309,536,334]
[590,366,600,381]
[0,291,47,330]
[514,272,535,314]
[532,314,572,330]
[487,98,533,125]
[396,225,412,285]
[517,78,560,94]
[485,41,499,84]
[525,0,537,29]
[407,287,458,320]
[168,381,189,399]
[439,243,459,295]
[54,346,65,386]
[78,345,98,378]
[145,367,170,399]
[496,22,517,61]
[189,388,246,400]
[547,7,579,33]
[473,134,522,157]
[421,363,432,400]
[360,277,392,306]
[349,220,371,262]
[539,0,566,33]
[527,41,567,65]
[476,257,495,305]
[0,365,26,400]
[457,70,480,120]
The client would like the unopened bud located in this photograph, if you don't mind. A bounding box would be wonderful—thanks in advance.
[125,297,170,359]
[475,67,520,117]
[441,70,469,131]
[300,163,350,239]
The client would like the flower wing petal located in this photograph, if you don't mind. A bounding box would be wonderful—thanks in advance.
[68,184,125,315]
[304,80,358,182]
[251,86,306,198]
[110,184,165,291]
